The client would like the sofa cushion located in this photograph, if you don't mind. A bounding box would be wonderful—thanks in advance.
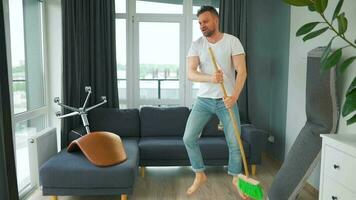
[88,108,140,137]
[40,139,139,189]
[138,137,249,161]
[140,107,189,137]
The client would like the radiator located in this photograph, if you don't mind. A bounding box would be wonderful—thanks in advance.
[28,127,57,187]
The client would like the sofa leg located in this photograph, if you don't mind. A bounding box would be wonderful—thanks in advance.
[50,196,58,200]
[121,194,128,200]
[140,166,145,178]
[251,164,256,176]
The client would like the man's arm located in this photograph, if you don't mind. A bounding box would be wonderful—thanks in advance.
[223,54,247,108]
[187,56,222,83]
[232,54,247,99]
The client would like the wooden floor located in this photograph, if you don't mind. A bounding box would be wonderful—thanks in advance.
[28,155,318,200]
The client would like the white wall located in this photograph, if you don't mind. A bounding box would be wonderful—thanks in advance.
[44,0,62,150]
[286,1,356,189]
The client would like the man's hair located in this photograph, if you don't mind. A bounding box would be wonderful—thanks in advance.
[196,6,219,18]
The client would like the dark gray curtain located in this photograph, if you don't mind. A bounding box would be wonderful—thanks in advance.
[219,0,249,123]
[0,0,19,198]
[62,0,119,148]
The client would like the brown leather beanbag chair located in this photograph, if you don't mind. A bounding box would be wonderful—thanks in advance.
[67,131,127,167]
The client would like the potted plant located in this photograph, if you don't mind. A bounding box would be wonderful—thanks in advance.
[284,0,356,125]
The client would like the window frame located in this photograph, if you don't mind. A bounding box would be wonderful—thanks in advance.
[133,15,184,106]
[4,0,49,197]
[116,0,201,108]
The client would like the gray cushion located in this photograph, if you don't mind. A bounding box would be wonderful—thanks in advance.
[140,107,189,137]
[88,108,140,137]
[138,137,249,161]
[305,50,338,131]
[40,139,139,189]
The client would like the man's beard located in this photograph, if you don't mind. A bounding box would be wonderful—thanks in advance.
[203,29,215,37]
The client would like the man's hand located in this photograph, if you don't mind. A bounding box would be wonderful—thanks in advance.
[211,69,223,83]
[223,95,238,109]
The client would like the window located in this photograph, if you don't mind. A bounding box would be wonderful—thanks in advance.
[116,19,127,108]
[115,0,220,108]
[9,0,26,114]
[7,0,48,196]
[115,0,128,108]
[115,0,126,13]
[10,0,46,114]
[136,0,183,14]
[138,22,180,101]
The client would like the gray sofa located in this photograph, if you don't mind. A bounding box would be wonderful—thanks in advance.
[40,107,267,200]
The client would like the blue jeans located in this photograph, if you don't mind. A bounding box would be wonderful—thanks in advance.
[183,97,242,176]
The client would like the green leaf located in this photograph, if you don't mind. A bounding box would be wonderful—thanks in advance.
[314,0,328,13]
[346,76,356,96]
[337,13,348,34]
[296,22,320,36]
[342,89,356,117]
[320,39,333,66]
[332,0,344,21]
[283,0,313,6]
[321,0,329,11]
[308,4,316,11]
[303,27,329,41]
[321,48,342,72]
[347,114,356,125]
[340,56,356,73]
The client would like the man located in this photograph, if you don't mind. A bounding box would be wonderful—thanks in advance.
[183,5,247,197]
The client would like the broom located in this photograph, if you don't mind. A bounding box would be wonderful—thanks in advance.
[208,47,264,200]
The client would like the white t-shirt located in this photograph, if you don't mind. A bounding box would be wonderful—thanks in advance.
[187,33,245,98]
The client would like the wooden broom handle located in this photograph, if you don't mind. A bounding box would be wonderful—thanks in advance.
[208,47,250,177]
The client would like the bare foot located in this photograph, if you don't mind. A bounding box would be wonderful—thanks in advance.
[232,176,249,200]
[186,172,207,195]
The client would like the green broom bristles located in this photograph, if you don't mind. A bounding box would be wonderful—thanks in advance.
[237,174,264,200]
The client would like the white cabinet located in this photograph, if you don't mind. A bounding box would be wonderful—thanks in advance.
[320,134,356,200]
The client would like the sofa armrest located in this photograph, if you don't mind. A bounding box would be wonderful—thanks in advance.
[241,124,268,165]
